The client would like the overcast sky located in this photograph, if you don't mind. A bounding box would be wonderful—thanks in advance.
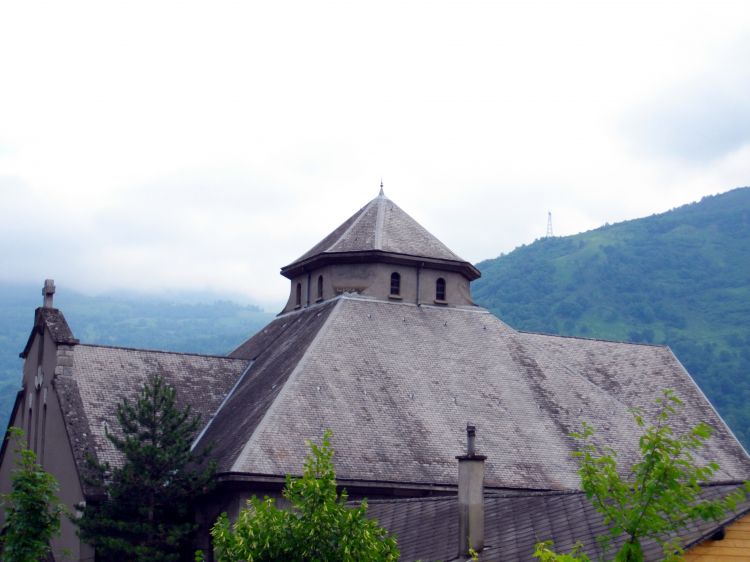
[1,1,749,309]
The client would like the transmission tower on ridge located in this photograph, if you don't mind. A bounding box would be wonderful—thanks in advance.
[546,211,554,238]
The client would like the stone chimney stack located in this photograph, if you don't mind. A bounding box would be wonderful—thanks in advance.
[456,424,486,557]
[42,279,56,308]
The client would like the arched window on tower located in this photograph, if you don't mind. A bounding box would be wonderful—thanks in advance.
[390,272,401,296]
[317,275,323,300]
[436,277,446,301]
[295,282,302,307]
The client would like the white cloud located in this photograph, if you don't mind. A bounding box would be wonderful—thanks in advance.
[0,0,749,308]
[622,35,750,163]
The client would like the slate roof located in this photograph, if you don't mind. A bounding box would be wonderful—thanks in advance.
[282,192,479,278]
[196,294,750,487]
[55,344,248,473]
[20,307,79,358]
[364,484,750,561]
[193,300,340,469]
[16,194,750,561]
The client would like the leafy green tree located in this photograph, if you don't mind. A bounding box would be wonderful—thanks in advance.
[534,541,591,562]
[0,427,64,562]
[535,390,749,562]
[77,373,214,561]
[208,430,399,562]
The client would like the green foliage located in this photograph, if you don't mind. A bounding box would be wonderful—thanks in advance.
[533,541,591,562]
[209,431,399,562]
[76,373,215,561]
[0,427,64,562]
[534,390,749,562]
[473,187,750,449]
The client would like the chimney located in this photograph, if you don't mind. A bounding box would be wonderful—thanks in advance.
[456,424,486,558]
[42,279,56,308]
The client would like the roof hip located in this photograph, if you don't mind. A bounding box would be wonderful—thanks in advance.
[281,193,479,279]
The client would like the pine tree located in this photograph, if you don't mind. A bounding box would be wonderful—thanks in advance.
[77,373,214,561]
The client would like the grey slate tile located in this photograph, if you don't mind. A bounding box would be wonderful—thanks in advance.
[223,295,750,487]
[289,193,465,267]
[365,486,750,561]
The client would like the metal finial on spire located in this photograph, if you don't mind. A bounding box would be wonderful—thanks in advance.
[379,179,384,197]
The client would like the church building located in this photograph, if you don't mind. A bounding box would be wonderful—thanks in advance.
[2,189,750,561]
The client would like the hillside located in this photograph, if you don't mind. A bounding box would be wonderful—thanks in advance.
[0,284,274,426]
[473,187,750,448]
[3,189,749,450]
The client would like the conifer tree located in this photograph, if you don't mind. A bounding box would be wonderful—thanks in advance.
[77,373,214,561]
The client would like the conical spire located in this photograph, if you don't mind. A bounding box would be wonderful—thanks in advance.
[281,193,480,281]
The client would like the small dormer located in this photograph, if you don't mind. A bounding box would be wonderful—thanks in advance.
[279,188,480,313]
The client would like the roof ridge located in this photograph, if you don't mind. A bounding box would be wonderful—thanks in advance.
[192,359,256,451]
[273,294,346,319]
[326,198,378,254]
[281,194,479,279]
[518,329,670,348]
[374,194,385,250]
[665,347,750,460]
[511,328,636,415]
[76,343,247,360]
[230,297,345,471]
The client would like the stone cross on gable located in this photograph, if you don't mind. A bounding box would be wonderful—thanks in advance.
[43,279,55,308]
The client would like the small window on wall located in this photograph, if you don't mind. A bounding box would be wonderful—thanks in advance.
[317,275,323,300]
[390,272,401,296]
[436,278,446,301]
[295,282,302,307]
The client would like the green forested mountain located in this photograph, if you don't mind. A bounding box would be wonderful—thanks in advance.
[0,285,274,426]
[473,187,750,448]
[3,188,749,450]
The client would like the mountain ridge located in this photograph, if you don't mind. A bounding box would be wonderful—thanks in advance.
[0,285,275,426]
[1,188,748,449]
[473,186,750,448]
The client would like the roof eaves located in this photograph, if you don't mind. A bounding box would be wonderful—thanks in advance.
[683,498,750,551]
[214,471,460,494]
[280,250,481,280]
